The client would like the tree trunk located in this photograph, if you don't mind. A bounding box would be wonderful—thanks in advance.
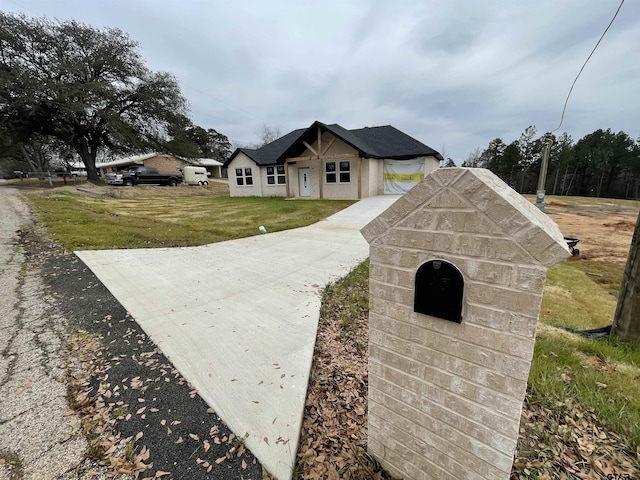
[552,167,560,195]
[596,169,605,197]
[606,164,618,198]
[19,144,44,176]
[565,167,578,196]
[519,169,527,193]
[612,210,640,343]
[74,137,100,181]
[560,164,570,195]
[624,170,631,199]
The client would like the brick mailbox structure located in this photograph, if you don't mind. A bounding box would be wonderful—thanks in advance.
[361,168,570,480]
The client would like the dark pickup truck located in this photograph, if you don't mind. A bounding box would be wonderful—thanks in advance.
[105,166,182,187]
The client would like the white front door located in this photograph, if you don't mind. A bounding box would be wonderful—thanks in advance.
[298,168,311,197]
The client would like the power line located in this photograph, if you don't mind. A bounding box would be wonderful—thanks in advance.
[181,83,265,122]
[551,0,625,133]
[3,0,39,15]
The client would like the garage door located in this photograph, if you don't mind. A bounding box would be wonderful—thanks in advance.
[383,159,425,194]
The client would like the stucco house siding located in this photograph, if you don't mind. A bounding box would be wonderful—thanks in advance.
[294,136,360,199]
[363,158,379,197]
[223,121,443,200]
[320,162,360,200]
[258,167,287,197]
[228,153,263,197]
[423,155,440,175]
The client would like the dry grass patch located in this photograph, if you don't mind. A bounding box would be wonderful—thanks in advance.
[26,186,354,250]
[541,260,620,331]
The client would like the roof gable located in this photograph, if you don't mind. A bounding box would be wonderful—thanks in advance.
[225,121,442,167]
[224,129,307,167]
[362,168,570,268]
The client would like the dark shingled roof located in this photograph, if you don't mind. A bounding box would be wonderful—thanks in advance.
[224,121,442,167]
[229,128,307,166]
[349,125,441,159]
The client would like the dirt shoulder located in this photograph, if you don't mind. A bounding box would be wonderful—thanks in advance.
[545,200,638,265]
[0,187,87,479]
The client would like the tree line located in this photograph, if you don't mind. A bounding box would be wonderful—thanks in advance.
[461,126,640,199]
[0,12,231,180]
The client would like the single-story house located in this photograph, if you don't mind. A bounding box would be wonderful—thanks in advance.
[223,121,442,199]
[97,153,225,179]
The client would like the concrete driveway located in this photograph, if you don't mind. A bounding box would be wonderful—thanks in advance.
[76,195,399,479]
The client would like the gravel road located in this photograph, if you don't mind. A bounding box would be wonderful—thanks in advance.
[0,183,264,479]
[0,185,86,479]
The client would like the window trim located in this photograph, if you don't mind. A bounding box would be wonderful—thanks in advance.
[235,167,253,187]
[266,165,286,186]
[339,161,351,183]
[325,160,351,184]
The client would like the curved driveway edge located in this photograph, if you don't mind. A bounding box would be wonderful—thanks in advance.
[76,195,399,479]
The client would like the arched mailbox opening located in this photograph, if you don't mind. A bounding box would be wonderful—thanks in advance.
[414,260,464,323]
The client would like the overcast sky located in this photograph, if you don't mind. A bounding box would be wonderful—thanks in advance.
[2,0,638,163]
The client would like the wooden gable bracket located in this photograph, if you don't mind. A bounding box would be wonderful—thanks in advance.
[283,126,360,199]
[321,136,336,156]
[302,141,318,157]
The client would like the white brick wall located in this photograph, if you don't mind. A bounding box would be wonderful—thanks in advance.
[363,168,570,480]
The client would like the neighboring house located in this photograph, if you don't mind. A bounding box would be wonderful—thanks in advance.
[97,153,225,179]
[196,158,226,179]
[223,121,443,199]
[68,161,87,177]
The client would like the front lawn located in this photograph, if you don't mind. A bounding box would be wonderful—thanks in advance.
[26,186,354,250]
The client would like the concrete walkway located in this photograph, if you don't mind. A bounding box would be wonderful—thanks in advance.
[76,195,399,479]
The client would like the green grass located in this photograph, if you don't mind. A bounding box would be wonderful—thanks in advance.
[26,190,354,250]
[530,329,640,447]
[0,451,23,480]
[534,256,640,449]
[540,259,623,330]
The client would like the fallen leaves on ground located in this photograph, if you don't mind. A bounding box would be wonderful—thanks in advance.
[62,329,153,478]
[512,397,640,479]
[294,278,394,480]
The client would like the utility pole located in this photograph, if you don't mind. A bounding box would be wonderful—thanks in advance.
[535,133,553,212]
[612,210,640,343]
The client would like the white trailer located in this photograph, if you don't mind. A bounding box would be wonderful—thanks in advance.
[182,166,209,186]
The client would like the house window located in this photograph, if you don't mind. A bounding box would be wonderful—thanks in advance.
[325,162,336,183]
[267,166,286,185]
[339,161,351,183]
[236,167,253,186]
[326,161,351,184]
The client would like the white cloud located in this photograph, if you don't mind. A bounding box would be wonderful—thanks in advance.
[3,0,638,162]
